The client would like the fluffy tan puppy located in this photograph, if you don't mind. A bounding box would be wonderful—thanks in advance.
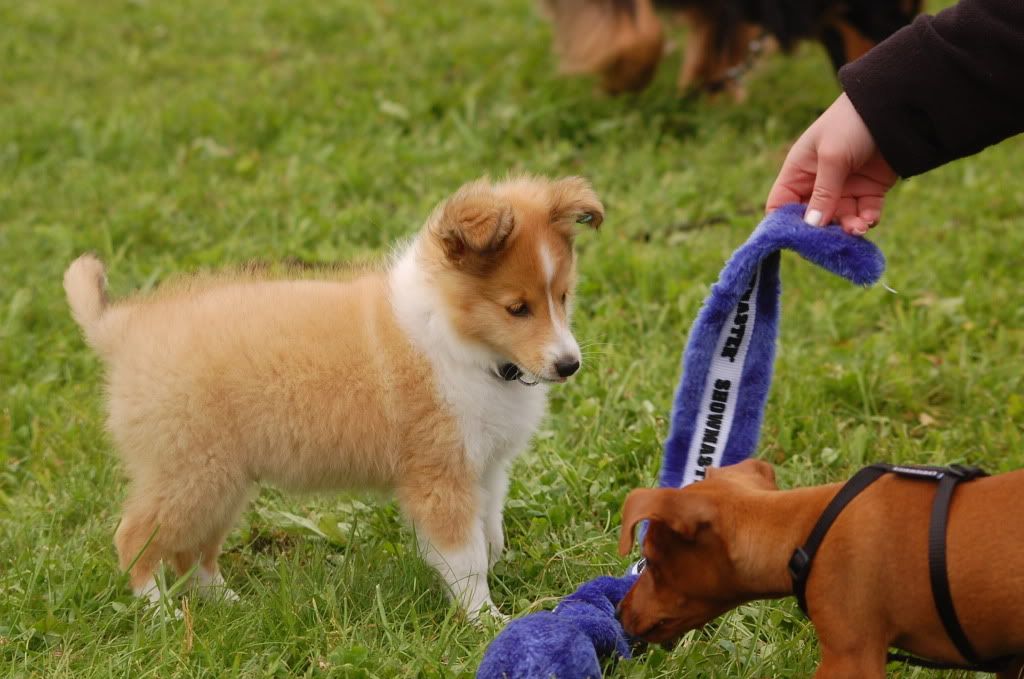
[64,176,603,618]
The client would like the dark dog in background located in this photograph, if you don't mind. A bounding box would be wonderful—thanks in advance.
[541,0,922,97]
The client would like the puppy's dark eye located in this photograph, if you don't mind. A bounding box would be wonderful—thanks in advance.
[560,292,568,305]
[506,303,530,317]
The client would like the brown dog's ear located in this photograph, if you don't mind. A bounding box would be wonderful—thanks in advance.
[706,459,778,490]
[746,459,778,489]
[618,488,717,555]
[430,180,515,264]
[549,176,604,235]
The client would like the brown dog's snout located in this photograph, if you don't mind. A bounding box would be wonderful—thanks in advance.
[616,594,638,635]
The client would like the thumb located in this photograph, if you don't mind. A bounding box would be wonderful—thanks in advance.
[803,153,850,227]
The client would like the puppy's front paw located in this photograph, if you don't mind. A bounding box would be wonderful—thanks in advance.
[468,598,508,626]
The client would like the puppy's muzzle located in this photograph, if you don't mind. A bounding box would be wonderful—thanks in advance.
[554,357,580,378]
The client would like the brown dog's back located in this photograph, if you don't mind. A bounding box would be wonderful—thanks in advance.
[800,470,1024,666]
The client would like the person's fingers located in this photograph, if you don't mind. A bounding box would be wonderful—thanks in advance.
[765,144,816,213]
[836,195,867,234]
[765,179,806,214]
[839,213,870,235]
[835,196,859,221]
[804,151,851,226]
[842,174,892,198]
[856,194,885,226]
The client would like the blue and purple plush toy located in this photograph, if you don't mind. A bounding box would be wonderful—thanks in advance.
[477,204,885,679]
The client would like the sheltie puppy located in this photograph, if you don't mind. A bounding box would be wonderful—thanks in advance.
[542,0,921,97]
[64,175,604,618]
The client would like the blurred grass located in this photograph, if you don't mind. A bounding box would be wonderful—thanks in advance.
[1,0,1021,676]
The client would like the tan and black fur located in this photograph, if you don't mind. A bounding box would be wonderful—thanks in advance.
[543,0,922,97]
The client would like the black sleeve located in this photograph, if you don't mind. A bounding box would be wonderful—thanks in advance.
[838,0,1024,178]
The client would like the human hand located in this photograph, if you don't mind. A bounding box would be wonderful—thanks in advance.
[765,93,898,235]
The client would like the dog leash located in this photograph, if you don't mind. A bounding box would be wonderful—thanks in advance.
[788,462,1013,673]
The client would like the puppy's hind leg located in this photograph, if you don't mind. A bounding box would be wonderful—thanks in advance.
[114,498,167,606]
[397,473,498,620]
[193,510,249,602]
[116,469,250,606]
[171,513,247,603]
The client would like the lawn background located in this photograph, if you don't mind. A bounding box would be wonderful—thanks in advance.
[1,0,1022,676]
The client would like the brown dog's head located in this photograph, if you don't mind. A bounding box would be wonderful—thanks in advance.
[617,459,778,644]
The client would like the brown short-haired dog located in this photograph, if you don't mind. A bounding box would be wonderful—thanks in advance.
[618,460,1024,678]
[542,0,922,97]
[65,175,603,618]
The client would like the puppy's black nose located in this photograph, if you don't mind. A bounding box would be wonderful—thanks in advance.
[555,358,580,378]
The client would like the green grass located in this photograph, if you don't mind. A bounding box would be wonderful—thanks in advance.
[1,0,1022,676]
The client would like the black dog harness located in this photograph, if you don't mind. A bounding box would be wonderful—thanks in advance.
[788,462,1011,672]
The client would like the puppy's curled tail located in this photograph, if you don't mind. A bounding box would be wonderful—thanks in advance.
[64,254,110,349]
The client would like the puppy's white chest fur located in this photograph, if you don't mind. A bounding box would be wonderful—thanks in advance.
[439,361,548,471]
[390,243,548,470]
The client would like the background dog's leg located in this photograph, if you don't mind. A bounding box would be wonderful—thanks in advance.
[481,462,509,568]
[398,475,498,619]
[677,7,714,94]
[544,0,664,95]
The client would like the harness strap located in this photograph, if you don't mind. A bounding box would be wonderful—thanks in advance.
[788,463,1011,673]
[788,464,888,615]
[927,465,994,668]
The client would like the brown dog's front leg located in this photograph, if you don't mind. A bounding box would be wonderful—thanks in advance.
[814,645,887,679]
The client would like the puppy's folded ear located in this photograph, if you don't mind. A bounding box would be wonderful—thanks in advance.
[619,488,717,555]
[431,180,515,264]
[550,176,605,235]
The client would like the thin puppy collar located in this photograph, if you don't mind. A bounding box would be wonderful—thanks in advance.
[496,362,539,386]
